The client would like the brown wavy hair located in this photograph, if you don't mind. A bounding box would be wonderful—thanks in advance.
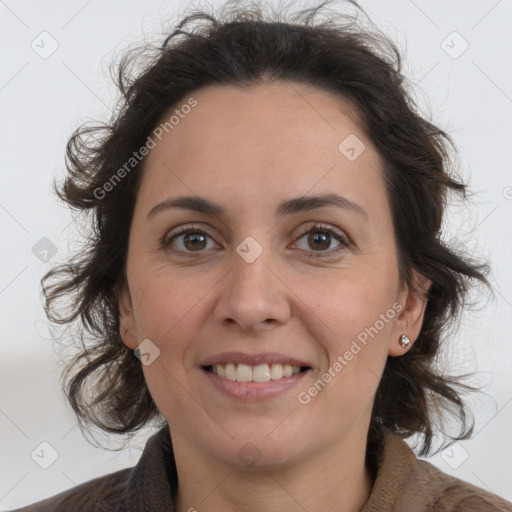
[42,0,489,455]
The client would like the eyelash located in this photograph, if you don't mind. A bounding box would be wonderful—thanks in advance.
[161,223,350,258]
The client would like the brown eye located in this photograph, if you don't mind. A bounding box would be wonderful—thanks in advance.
[162,228,215,252]
[182,232,208,251]
[307,231,331,251]
[293,224,349,256]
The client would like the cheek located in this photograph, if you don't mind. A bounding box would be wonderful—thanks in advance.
[289,286,394,444]
[309,268,397,348]
[130,267,211,342]
[132,271,209,414]
[304,272,397,399]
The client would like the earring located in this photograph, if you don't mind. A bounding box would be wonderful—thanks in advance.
[399,334,412,349]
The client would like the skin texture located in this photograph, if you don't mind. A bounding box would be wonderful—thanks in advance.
[119,82,430,512]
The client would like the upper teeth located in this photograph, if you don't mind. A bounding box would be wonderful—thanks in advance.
[210,363,303,382]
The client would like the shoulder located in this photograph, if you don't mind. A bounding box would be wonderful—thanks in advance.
[8,426,176,512]
[363,430,512,512]
[8,467,133,512]
[411,458,512,512]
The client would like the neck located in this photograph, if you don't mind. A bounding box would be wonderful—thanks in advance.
[172,425,374,512]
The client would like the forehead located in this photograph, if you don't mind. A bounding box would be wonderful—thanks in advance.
[154,82,366,164]
[137,81,388,220]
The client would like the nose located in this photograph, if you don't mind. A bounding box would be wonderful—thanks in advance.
[213,239,291,333]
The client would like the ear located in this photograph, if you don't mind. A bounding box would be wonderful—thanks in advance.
[388,269,431,357]
[118,283,139,350]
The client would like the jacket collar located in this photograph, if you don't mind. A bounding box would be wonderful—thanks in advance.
[129,425,416,511]
[125,424,177,511]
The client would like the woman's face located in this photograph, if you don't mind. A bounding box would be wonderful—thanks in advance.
[119,82,428,468]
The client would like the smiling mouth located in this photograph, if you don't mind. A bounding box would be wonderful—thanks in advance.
[202,363,311,383]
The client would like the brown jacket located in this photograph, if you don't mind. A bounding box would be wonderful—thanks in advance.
[10,425,512,511]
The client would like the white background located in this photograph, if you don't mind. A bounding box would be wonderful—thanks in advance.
[1,0,511,509]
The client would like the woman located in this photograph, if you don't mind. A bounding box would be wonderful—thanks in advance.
[11,1,512,510]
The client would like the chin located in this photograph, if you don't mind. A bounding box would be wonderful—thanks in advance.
[203,429,310,471]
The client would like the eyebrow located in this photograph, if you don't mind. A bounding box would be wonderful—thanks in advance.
[146,193,368,221]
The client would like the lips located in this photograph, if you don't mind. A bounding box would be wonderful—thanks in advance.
[201,362,311,401]
[199,351,313,399]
